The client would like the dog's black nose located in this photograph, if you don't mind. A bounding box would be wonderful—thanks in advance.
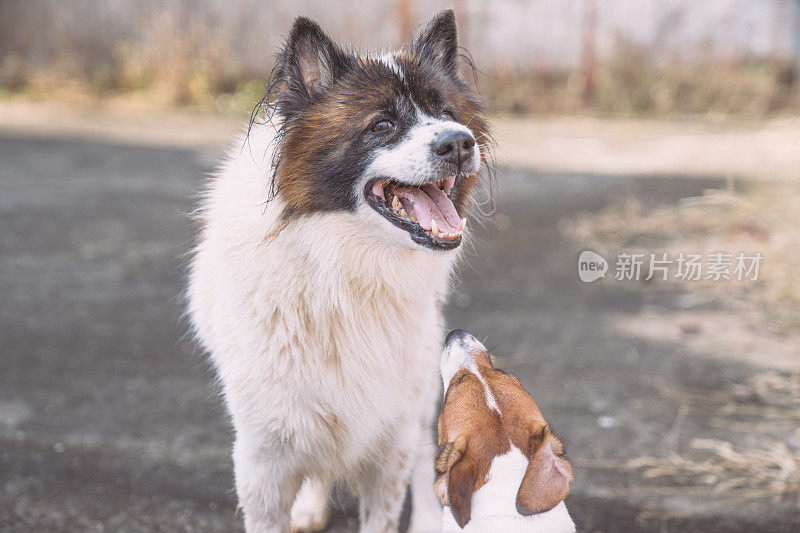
[433,131,475,166]
[445,328,471,345]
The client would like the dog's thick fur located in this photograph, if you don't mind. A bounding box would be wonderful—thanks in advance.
[187,11,489,533]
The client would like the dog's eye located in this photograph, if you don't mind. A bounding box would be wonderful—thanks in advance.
[440,110,455,121]
[371,120,394,133]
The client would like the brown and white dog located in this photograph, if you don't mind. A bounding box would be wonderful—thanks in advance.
[436,330,575,532]
[187,10,490,533]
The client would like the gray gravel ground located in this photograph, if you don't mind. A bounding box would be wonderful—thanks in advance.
[1,132,798,532]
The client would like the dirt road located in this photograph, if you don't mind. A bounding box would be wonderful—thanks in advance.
[1,109,797,531]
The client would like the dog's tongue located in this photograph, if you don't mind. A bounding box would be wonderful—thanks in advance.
[394,184,461,233]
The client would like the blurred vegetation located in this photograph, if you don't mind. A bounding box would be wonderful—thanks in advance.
[485,56,800,117]
[1,28,799,118]
[0,23,267,114]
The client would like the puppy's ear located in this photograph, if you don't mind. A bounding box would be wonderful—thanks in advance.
[279,17,351,105]
[434,443,454,505]
[412,9,459,74]
[516,435,573,516]
[447,453,477,528]
[434,436,466,505]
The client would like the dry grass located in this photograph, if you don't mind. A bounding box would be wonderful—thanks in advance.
[565,182,800,334]
[576,371,800,518]
[627,371,800,518]
[629,438,800,497]
[482,54,800,117]
[565,180,800,518]
[0,19,265,114]
[3,29,800,118]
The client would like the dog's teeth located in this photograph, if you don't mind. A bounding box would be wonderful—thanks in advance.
[400,208,408,218]
[409,216,417,223]
[431,219,439,237]
[460,217,467,231]
[444,175,456,196]
[392,196,401,211]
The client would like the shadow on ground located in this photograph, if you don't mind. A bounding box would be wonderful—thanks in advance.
[1,134,797,532]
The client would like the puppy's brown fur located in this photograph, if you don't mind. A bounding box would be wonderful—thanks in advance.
[436,349,573,527]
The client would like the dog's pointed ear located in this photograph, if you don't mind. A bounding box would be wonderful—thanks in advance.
[516,435,573,516]
[412,9,459,74]
[447,452,477,528]
[280,17,350,103]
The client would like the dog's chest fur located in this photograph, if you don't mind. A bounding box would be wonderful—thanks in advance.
[188,124,456,476]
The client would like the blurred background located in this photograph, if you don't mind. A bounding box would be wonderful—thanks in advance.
[1,1,799,532]
[3,0,800,115]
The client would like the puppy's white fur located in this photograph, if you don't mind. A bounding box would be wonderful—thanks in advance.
[440,332,500,413]
[439,333,575,533]
[441,448,575,533]
[188,121,461,532]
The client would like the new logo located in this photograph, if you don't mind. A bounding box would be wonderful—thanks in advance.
[578,250,608,282]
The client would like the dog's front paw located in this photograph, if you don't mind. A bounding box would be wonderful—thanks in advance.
[290,508,331,533]
[290,480,331,533]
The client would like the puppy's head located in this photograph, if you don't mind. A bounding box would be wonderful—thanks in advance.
[436,330,573,528]
[268,10,490,251]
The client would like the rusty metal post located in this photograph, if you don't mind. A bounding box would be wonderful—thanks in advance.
[795,0,800,98]
[397,0,415,45]
[581,0,598,106]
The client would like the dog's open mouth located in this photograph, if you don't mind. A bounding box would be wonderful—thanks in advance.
[365,176,466,250]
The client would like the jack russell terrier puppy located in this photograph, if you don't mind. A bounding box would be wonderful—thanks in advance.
[436,330,576,533]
